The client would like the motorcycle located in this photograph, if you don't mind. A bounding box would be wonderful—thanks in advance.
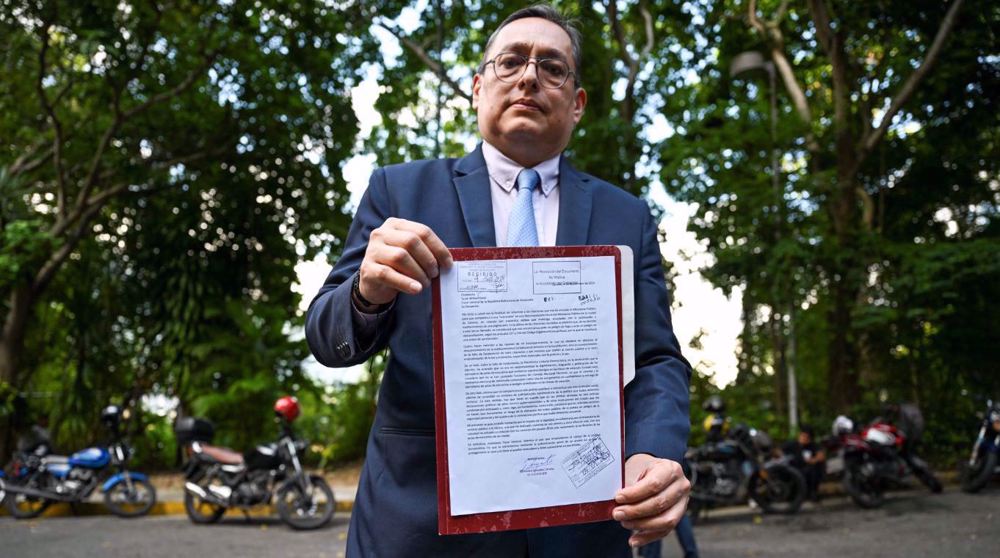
[3,405,157,519]
[959,399,1000,493]
[174,396,335,530]
[830,415,942,508]
[686,423,806,522]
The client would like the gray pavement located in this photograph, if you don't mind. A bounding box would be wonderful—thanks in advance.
[654,487,999,558]
[2,487,998,557]
[0,512,352,558]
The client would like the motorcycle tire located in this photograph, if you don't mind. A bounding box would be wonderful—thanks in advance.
[276,474,335,530]
[751,464,806,514]
[5,487,52,519]
[104,476,157,518]
[843,468,884,509]
[960,451,997,493]
[914,468,943,494]
[184,486,226,524]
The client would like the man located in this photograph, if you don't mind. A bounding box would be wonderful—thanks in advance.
[307,6,691,556]
[782,425,826,502]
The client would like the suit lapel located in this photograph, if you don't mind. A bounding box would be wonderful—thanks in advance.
[452,145,496,248]
[556,156,593,246]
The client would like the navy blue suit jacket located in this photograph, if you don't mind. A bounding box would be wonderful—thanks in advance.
[306,145,691,557]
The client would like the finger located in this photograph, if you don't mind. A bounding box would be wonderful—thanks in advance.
[376,230,437,286]
[616,463,681,505]
[361,261,423,296]
[628,528,672,549]
[614,480,688,525]
[391,220,453,271]
[619,493,688,532]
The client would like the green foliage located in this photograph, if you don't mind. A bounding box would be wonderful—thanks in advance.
[1,0,367,460]
[297,355,386,467]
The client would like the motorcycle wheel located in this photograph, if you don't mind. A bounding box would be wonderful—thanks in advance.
[843,467,884,508]
[750,464,806,514]
[104,476,157,518]
[960,451,996,493]
[276,475,335,530]
[914,467,943,494]
[184,486,226,524]
[5,483,52,519]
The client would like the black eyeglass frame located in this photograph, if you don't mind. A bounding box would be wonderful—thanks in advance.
[479,52,579,89]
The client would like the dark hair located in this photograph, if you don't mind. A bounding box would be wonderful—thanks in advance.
[479,4,582,87]
[799,424,815,439]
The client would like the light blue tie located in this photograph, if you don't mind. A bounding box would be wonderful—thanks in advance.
[507,168,540,247]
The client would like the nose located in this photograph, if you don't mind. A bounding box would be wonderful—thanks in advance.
[518,60,541,89]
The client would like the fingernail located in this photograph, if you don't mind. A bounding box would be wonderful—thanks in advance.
[613,510,624,521]
[410,280,422,292]
[430,264,439,278]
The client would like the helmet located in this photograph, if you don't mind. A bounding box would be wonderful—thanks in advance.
[274,396,301,422]
[100,405,122,427]
[832,415,854,436]
[702,395,725,413]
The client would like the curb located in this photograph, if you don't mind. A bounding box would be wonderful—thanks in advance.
[0,498,354,519]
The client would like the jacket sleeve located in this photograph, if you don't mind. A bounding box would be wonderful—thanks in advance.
[623,206,692,463]
[305,168,396,367]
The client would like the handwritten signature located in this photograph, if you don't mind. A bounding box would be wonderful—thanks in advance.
[519,455,555,473]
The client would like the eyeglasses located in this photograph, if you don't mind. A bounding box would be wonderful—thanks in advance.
[480,52,577,89]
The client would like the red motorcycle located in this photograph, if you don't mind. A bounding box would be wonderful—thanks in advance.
[830,415,942,508]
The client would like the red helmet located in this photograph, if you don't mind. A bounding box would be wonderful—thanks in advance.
[274,396,301,422]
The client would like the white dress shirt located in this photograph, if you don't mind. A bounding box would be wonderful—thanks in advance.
[482,141,561,247]
[352,144,562,327]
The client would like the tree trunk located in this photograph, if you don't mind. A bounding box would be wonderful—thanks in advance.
[0,284,36,460]
[826,145,864,411]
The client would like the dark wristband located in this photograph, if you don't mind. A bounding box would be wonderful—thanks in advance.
[352,272,390,312]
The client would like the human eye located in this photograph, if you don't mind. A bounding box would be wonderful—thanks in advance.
[498,54,524,70]
[540,60,567,77]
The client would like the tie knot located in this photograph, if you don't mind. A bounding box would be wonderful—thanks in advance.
[516,168,540,193]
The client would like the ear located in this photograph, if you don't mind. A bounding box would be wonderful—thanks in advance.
[472,73,482,110]
[572,86,587,124]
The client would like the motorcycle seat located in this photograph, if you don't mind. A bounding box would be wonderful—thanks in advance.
[197,443,245,465]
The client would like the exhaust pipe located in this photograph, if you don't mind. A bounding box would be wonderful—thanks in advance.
[184,481,228,506]
[2,483,74,502]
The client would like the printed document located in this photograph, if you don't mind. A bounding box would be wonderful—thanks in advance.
[438,250,630,515]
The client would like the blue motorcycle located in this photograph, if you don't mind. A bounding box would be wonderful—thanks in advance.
[3,405,157,519]
[960,399,1000,493]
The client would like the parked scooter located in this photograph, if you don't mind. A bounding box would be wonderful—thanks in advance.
[829,414,942,508]
[174,396,335,530]
[959,399,1000,493]
[3,405,157,519]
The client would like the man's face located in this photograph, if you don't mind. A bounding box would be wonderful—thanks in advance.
[472,17,587,167]
[798,431,812,445]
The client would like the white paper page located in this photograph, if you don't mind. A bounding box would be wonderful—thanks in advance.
[618,246,635,386]
[440,255,623,516]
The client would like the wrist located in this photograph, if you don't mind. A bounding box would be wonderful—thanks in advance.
[352,273,391,313]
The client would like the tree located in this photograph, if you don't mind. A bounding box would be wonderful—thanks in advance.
[660,0,996,416]
[0,0,369,456]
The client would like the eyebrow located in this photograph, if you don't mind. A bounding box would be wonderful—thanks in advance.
[498,41,569,63]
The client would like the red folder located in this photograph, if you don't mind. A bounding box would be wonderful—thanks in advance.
[431,246,625,534]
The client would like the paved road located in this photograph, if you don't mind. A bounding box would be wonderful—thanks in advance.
[655,487,999,558]
[1,488,997,557]
[0,512,352,558]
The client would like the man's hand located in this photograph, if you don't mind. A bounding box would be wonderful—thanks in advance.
[613,454,690,548]
[357,217,453,307]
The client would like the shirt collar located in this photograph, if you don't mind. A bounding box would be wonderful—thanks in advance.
[481,141,560,196]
